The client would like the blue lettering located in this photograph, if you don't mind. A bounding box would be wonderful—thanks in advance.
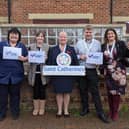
[6,51,17,56]
[30,53,42,58]
[89,54,99,59]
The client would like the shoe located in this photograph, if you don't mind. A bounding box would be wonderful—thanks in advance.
[64,113,70,118]
[32,109,39,116]
[12,114,19,120]
[112,112,119,121]
[98,113,110,123]
[0,115,6,121]
[107,112,112,119]
[39,109,45,115]
[56,113,62,118]
[80,109,89,116]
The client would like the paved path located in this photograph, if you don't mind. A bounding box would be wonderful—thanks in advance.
[0,111,129,129]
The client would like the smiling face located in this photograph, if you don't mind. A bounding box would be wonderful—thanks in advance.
[36,32,44,45]
[104,28,118,44]
[107,30,116,42]
[84,29,93,41]
[59,32,67,45]
[9,32,19,44]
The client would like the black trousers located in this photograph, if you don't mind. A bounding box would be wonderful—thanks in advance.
[79,69,103,115]
[33,74,46,100]
[0,84,20,117]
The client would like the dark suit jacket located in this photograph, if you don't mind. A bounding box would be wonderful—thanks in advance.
[47,45,79,66]
[102,40,129,67]
[99,40,129,74]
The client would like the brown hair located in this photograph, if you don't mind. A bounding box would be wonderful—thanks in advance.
[104,28,118,44]
[36,31,45,37]
[84,25,93,32]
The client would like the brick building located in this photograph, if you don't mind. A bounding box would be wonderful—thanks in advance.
[0,0,129,24]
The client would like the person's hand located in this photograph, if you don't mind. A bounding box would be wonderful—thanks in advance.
[18,56,28,62]
[80,54,87,60]
[110,90,116,95]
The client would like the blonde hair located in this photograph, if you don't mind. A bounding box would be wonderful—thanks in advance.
[84,25,93,31]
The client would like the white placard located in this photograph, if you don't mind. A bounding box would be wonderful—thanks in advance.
[43,65,85,76]
[3,46,21,60]
[28,51,45,63]
[86,52,103,65]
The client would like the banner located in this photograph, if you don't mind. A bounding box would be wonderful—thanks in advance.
[43,65,85,76]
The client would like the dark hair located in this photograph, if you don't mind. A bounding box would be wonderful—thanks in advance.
[36,31,45,37]
[104,28,118,44]
[7,27,21,43]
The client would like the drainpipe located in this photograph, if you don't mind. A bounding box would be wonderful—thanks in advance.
[110,0,113,24]
[7,0,11,23]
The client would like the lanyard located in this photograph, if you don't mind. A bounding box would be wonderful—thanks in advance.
[83,39,94,54]
[107,42,115,58]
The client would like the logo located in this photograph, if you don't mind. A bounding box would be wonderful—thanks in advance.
[6,51,17,56]
[88,54,99,59]
[56,53,71,66]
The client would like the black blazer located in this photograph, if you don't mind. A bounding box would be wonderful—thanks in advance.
[102,40,129,67]
[47,45,79,66]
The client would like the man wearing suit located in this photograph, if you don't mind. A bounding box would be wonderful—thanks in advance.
[75,25,109,123]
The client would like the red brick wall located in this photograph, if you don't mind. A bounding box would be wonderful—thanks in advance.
[1,0,129,24]
[11,0,110,24]
[113,0,129,16]
[21,76,129,111]
[0,0,8,16]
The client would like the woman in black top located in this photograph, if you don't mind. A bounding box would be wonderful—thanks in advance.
[28,32,49,116]
[101,28,129,121]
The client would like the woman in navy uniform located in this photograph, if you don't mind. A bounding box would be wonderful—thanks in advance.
[0,27,28,121]
[47,31,78,117]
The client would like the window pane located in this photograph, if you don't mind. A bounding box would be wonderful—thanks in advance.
[21,38,28,45]
[48,28,56,36]
[1,28,9,35]
[57,28,64,35]
[64,28,75,36]
[67,37,75,45]
[20,28,28,36]
[94,28,102,36]
[48,37,56,45]
[30,28,46,36]
[75,29,83,37]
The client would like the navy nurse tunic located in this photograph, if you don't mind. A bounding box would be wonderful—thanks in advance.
[0,41,28,85]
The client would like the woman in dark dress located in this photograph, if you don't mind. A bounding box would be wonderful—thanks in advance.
[47,31,78,117]
[101,28,129,121]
